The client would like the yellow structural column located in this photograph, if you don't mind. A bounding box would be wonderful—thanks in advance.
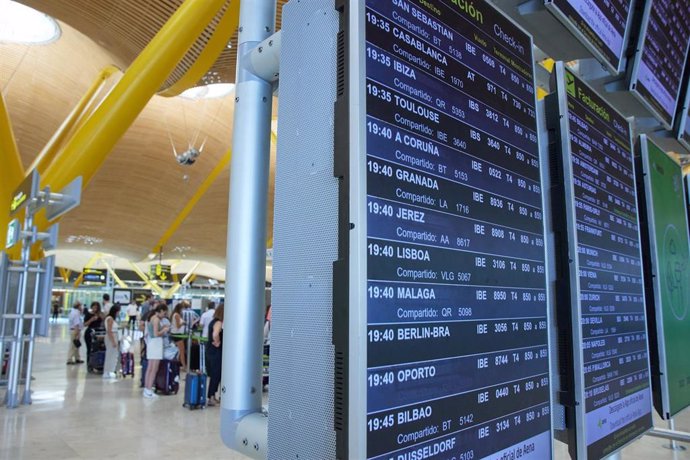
[29,65,120,175]
[159,0,240,97]
[0,90,24,240]
[153,148,231,254]
[40,0,228,194]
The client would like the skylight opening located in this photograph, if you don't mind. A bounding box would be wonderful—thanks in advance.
[0,1,61,45]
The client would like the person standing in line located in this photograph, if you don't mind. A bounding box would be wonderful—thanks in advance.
[170,303,187,371]
[83,302,104,361]
[139,294,154,320]
[205,304,224,406]
[67,302,84,365]
[199,302,216,339]
[181,301,199,332]
[143,304,170,399]
[103,304,121,380]
[126,301,138,330]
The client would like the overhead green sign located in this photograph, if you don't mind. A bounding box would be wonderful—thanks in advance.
[640,135,690,417]
[5,218,20,249]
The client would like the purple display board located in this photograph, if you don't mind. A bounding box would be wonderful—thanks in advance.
[363,1,551,458]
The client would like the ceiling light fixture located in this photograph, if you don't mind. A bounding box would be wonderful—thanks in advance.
[180,83,235,100]
[65,235,103,245]
[0,0,61,45]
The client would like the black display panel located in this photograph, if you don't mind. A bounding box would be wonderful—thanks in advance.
[546,0,635,74]
[629,0,690,129]
[364,1,551,458]
[677,82,690,151]
[546,63,653,459]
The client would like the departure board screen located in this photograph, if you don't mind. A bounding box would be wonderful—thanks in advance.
[547,0,634,74]
[364,1,551,458]
[630,0,690,129]
[550,65,652,459]
[638,136,690,418]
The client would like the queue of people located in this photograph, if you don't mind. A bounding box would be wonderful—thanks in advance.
[63,296,225,405]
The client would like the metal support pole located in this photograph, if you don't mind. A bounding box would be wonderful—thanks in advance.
[4,212,32,408]
[221,0,276,458]
[662,418,687,451]
[0,253,10,401]
[21,260,42,405]
[647,426,690,443]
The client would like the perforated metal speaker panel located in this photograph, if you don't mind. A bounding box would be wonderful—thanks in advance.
[267,1,340,458]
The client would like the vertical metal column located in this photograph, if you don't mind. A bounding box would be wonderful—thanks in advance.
[221,0,276,456]
[0,253,10,392]
[21,258,43,405]
[5,211,32,408]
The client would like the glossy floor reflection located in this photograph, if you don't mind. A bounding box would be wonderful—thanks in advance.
[0,322,249,460]
[2,323,690,459]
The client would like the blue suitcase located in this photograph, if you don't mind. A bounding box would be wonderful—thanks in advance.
[183,372,207,409]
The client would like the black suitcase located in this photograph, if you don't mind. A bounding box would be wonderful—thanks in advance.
[154,359,180,395]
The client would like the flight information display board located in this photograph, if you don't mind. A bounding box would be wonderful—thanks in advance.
[547,63,652,459]
[637,135,690,418]
[629,0,690,129]
[362,0,551,458]
[546,0,635,74]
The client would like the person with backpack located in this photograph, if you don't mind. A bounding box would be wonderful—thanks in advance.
[143,304,170,399]
[103,304,121,380]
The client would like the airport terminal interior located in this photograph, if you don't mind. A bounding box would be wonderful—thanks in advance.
[3,0,690,459]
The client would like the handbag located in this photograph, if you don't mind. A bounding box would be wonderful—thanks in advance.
[163,341,179,361]
[72,338,82,348]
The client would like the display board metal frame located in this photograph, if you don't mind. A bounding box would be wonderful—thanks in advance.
[341,0,553,458]
[637,134,690,418]
[544,0,635,76]
[628,0,690,131]
[546,62,653,459]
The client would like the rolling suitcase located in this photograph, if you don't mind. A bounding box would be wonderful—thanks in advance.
[154,359,180,395]
[183,372,207,409]
[183,332,206,409]
[120,352,135,377]
[88,350,105,373]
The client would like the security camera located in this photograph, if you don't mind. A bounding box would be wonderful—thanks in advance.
[176,147,200,166]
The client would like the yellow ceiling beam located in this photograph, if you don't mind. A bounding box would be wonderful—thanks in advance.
[58,267,71,283]
[165,261,201,297]
[38,0,228,210]
[73,252,102,288]
[0,90,24,245]
[153,148,231,254]
[29,65,120,175]
[129,262,164,296]
[101,259,128,289]
[158,0,240,97]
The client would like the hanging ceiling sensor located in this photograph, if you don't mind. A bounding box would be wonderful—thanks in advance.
[175,147,200,165]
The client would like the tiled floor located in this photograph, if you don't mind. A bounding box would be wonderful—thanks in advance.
[0,322,248,460]
[2,323,690,459]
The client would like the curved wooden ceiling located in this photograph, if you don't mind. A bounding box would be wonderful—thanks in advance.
[18,0,286,89]
[1,1,285,273]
